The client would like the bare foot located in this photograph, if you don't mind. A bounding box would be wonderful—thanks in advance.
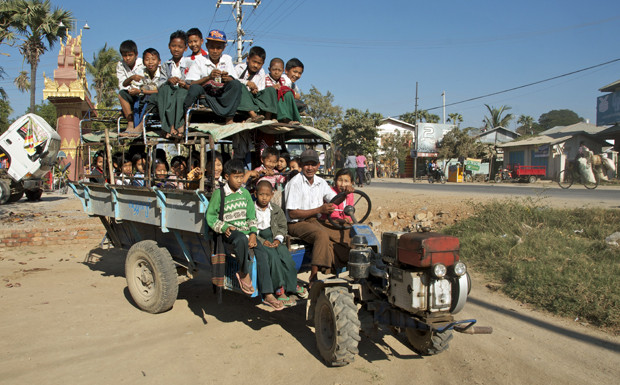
[225,117,234,125]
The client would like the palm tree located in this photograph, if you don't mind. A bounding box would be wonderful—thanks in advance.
[447,112,463,127]
[14,70,30,93]
[86,44,121,107]
[517,114,534,135]
[483,104,513,130]
[7,0,71,112]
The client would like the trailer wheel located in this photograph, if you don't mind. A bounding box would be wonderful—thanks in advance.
[314,287,360,366]
[0,180,11,204]
[406,328,453,355]
[125,240,178,314]
[528,175,537,183]
[25,189,42,201]
[7,191,24,203]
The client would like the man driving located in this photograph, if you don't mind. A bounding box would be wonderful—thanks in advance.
[285,149,353,285]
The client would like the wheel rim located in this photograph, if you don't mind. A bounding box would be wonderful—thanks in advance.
[317,303,336,352]
[132,258,156,301]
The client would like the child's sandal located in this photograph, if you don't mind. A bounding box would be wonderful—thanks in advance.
[296,285,308,299]
[276,295,297,307]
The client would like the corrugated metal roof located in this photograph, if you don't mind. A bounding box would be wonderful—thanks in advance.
[497,134,573,148]
[539,122,606,136]
[599,79,620,93]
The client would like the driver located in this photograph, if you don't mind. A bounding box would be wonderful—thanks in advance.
[285,149,354,285]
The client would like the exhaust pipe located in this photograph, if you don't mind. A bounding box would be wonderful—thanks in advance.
[454,325,493,334]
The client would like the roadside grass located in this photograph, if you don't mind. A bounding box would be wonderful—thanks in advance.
[444,198,620,333]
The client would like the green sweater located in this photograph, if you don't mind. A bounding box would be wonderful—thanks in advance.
[206,184,258,235]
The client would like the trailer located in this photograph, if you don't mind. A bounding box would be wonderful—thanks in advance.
[495,163,546,183]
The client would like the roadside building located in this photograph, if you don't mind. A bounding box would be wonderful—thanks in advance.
[596,79,620,152]
[474,126,520,145]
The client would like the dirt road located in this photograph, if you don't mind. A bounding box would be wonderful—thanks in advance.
[0,188,618,384]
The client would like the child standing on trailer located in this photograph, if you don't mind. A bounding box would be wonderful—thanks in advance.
[254,180,308,307]
[183,29,242,126]
[253,147,285,205]
[235,46,278,123]
[206,160,261,301]
[116,40,145,135]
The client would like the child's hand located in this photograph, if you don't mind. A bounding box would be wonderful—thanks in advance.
[263,240,272,247]
[225,226,236,237]
[247,81,258,94]
[210,69,222,80]
[264,169,274,176]
[246,170,260,179]
[248,233,257,248]
[131,74,144,82]
[272,239,281,247]
[273,84,281,90]
[128,87,140,96]
[344,185,355,193]
[168,76,180,86]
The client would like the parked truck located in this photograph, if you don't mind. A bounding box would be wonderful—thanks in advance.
[0,113,61,204]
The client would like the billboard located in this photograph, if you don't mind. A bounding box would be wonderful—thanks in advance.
[415,123,455,155]
[597,91,620,126]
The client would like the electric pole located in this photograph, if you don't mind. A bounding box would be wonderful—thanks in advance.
[442,91,446,124]
[413,82,419,182]
[216,0,261,64]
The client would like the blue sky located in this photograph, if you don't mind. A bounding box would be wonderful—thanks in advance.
[1,0,619,129]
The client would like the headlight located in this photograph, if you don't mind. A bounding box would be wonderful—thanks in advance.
[453,262,467,277]
[432,263,447,278]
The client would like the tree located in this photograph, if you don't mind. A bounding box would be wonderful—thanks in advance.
[301,86,342,133]
[482,104,513,130]
[437,127,487,160]
[14,70,30,93]
[26,101,57,128]
[538,109,583,131]
[516,114,535,135]
[0,66,7,100]
[86,44,121,108]
[333,108,382,156]
[447,112,463,127]
[5,0,71,112]
[0,99,12,133]
[380,130,413,178]
[399,109,440,124]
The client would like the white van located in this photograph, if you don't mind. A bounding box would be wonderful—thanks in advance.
[0,113,61,203]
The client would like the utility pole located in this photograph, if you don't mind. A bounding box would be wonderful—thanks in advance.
[216,0,261,64]
[413,82,419,183]
[442,91,446,124]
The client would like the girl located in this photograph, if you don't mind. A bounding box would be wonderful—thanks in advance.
[324,169,355,223]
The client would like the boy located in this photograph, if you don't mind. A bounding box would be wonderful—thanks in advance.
[131,153,146,187]
[284,58,307,115]
[254,180,307,306]
[121,48,165,137]
[116,40,145,134]
[206,159,260,300]
[235,46,277,122]
[264,58,286,89]
[151,31,192,138]
[265,57,301,123]
[116,155,133,185]
[183,29,242,125]
[187,28,207,59]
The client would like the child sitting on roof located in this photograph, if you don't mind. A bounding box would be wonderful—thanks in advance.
[116,40,145,135]
[264,58,301,124]
[235,46,278,123]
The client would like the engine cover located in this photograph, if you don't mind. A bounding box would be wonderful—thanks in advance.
[397,232,460,268]
[388,266,427,312]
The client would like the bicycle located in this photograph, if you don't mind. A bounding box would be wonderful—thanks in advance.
[556,161,597,190]
[52,162,71,194]
[364,169,371,185]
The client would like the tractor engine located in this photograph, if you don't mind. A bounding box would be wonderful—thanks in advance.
[377,232,469,315]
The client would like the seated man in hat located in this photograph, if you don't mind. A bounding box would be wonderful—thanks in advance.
[284,149,353,285]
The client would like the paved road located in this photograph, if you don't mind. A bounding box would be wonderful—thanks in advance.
[364,179,620,208]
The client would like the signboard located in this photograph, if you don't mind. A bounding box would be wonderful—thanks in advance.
[416,123,455,154]
[464,158,481,171]
[534,144,549,158]
[597,90,620,126]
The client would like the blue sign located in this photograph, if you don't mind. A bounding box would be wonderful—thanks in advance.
[597,91,620,126]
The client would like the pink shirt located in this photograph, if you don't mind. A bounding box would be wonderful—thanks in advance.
[254,165,285,187]
[356,155,366,168]
[321,187,354,220]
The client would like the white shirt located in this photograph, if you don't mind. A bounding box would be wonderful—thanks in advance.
[234,63,266,91]
[284,173,336,223]
[116,58,145,90]
[282,74,300,95]
[162,57,193,81]
[255,202,285,243]
[185,54,237,82]
[141,66,166,91]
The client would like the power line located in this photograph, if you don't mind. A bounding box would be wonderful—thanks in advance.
[422,57,620,112]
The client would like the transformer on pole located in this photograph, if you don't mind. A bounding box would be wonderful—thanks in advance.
[216,0,261,64]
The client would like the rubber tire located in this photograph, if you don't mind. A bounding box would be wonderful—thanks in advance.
[125,240,178,314]
[440,175,446,184]
[406,328,453,355]
[464,174,472,183]
[25,189,42,201]
[0,179,11,204]
[7,190,24,203]
[494,174,502,183]
[364,172,371,185]
[557,170,573,189]
[314,287,361,366]
[583,178,598,190]
[528,175,537,183]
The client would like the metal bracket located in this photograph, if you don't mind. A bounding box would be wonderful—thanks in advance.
[195,190,209,214]
[106,184,121,220]
[80,183,94,216]
[152,187,168,233]
[172,229,197,274]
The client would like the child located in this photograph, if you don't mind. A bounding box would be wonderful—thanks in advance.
[116,156,133,185]
[116,40,145,134]
[235,46,277,122]
[265,58,286,89]
[254,180,307,306]
[151,31,192,138]
[186,28,207,59]
[323,169,355,223]
[265,57,301,124]
[289,157,301,172]
[132,153,146,187]
[183,29,243,125]
[276,152,289,173]
[154,159,175,188]
[169,155,187,189]
[120,48,165,137]
[89,152,105,183]
[206,160,269,305]
[284,58,307,115]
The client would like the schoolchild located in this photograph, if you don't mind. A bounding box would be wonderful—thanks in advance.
[183,29,242,125]
[235,46,278,122]
[254,146,285,188]
[89,152,106,183]
[283,58,307,114]
[150,30,193,138]
[206,159,259,298]
[116,156,133,185]
[322,169,354,223]
[186,28,207,59]
[276,152,289,173]
[116,40,145,134]
[169,156,188,189]
[289,157,301,172]
[265,58,286,89]
[254,180,308,307]
[265,57,301,123]
[131,153,146,187]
